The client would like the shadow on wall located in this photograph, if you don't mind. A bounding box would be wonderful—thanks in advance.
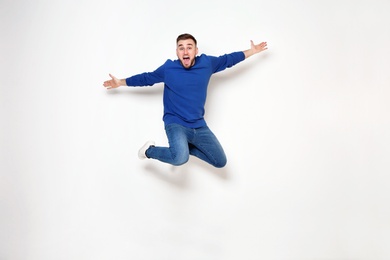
[208,53,270,90]
[143,157,229,189]
[104,83,164,96]
[104,54,270,188]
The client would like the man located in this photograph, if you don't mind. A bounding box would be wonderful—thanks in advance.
[103,33,267,168]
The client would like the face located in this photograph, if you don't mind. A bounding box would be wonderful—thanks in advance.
[176,39,198,68]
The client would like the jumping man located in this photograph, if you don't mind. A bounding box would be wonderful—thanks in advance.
[103,33,267,168]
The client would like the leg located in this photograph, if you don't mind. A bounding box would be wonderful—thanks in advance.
[189,126,227,168]
[146,124,190,166]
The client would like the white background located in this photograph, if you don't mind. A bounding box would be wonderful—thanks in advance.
[1,0,390,259]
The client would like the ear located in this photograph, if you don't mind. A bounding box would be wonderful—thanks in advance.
[196,47,199,55]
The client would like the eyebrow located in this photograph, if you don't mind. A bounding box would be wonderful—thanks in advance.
[178,43,194,47]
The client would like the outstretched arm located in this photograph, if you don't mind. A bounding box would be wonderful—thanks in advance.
[243,40,268,59]
[103,74,127,90]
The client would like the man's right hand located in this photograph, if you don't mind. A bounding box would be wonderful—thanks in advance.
[103,74,126,89]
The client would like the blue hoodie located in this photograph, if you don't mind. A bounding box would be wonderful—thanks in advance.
[126,51,245,128]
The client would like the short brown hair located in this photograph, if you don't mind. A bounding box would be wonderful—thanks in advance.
[176,33,197,46]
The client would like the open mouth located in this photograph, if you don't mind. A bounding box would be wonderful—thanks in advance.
[182,56,191,66]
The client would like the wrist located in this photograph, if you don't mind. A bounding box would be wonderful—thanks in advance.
[244,49,254,59]
[120,79,127,86]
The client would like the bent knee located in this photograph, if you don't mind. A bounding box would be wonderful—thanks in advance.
[214,158,227,168]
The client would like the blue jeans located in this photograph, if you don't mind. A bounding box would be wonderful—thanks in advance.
[146,123,227,168]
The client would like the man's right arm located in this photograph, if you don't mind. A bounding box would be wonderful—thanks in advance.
[103,74,127,90]
[103,63,166,90]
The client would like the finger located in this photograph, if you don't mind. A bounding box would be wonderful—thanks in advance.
[109,73,116,80]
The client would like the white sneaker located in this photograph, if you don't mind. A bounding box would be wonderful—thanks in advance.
[138,140,155,159]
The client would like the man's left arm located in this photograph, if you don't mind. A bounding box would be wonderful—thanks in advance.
[210,40,267,73]
[243,40,268,59]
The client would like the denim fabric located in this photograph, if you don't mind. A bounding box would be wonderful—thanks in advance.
[146,123,227,168]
